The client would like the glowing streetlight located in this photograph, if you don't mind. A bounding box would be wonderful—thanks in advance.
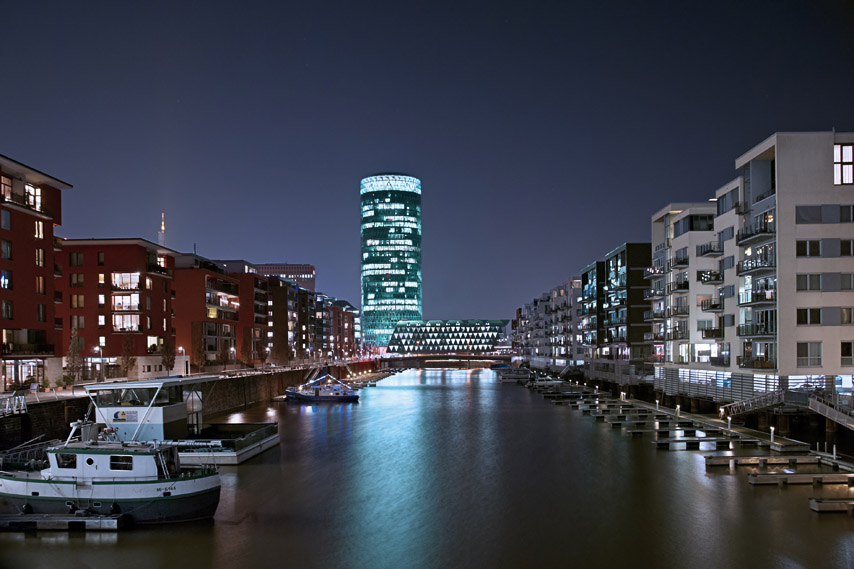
[770,426,775,442]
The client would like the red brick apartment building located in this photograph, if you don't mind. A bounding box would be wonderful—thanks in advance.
[0,154,71,390]
[55,239,187,380]
[172,255,242,371]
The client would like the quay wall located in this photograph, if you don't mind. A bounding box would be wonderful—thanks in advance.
[0,362,379,450]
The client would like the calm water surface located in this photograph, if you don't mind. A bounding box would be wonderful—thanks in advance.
[2,369,854,568]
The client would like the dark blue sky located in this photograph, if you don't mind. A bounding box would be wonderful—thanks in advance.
[2,1,853,320]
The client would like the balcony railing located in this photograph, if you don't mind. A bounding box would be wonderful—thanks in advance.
[700,297,724,312]
[1,343,55,355]
[2,191,52,217]
[736,220,776,245]
[737,290,776,306]
[644,266,665,279]
[697,270,723,284]
[667,281,690,294]
[737,356,777,369]
[112,325,142,333]
[737,323,777,337]
[644,288,665,300]
[643,332,666,342]
[668,254,689,269]
[736,257,776,276]
[666,329,689,341]
[696,242,723,257]
[710,356,731,367]
[701,328,723,339]
[667,305,689,317]
[643,310,665,321]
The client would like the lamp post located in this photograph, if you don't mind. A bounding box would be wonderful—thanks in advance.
[230,346,235,369]
[94,345,103,383]
[178,346,186,375]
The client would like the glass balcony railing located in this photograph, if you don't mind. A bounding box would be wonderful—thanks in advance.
[737,290,776,305]
[736,257,776,275]
[696,242,723,257]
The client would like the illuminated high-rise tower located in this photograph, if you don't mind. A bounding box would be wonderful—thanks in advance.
[360,174,422,348]
[157,212,166,247]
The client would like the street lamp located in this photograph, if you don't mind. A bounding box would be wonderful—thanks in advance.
[230,346,235,368]
[94,345,103,383]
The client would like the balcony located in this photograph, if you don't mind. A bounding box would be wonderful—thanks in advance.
[737,323,777,337]
[53,236,63,251]
[736,220,776,246]
[147,263,173,277]
[737,356,777,370]
[2,191,52,217]
[737,290,776,306]
[696,242,723,257]
[701,328,723,339]
[697,270,723,284]
[700,297,724,312]
[668,255,690,270]
[603,315,627,327]
[54,291,62,304]
[667,280,690,295]
[1,343,55,356]
[112,325,142,333]
[644,288,665,300]
[643,310,665,321]
[667,305,689,318]
[53,264,62,277]
[643,266,665,279]
[710,356,731,367]
[736,257,776,276]
[666,329,689,341]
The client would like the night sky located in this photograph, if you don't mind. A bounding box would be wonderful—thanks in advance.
[2,1,854,322]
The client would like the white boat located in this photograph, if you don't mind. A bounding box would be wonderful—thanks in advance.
[282,374,359,402]
[0,423,220,524]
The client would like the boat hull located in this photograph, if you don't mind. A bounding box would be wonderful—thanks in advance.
[0,472,221,524]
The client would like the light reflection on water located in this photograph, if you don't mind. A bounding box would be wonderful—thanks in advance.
[2,369,854,569]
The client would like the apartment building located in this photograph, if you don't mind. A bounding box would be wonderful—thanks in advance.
[56,238,186,380]
[0,155,71,389]
[654,131,854,402]
[585,243,653,384]
[173,255,242,370]
[256,263,316,291]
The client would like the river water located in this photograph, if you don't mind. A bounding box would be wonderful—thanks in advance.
[2,369,854,568]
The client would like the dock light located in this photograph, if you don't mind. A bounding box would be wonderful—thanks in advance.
[676,405,680,417]
[770,426,775,442]
[727,416,732,431]
[656,399,659,410]
[620,391,626,401]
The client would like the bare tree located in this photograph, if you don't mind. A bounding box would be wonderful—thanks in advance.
[161,335,176,373]
[119,335,137,377]
[192,322,206,372]
[241,329,253,365]
[65,327,85,383]
[257,342,269,366]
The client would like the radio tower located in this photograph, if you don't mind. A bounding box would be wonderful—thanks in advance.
[157,212,166,246]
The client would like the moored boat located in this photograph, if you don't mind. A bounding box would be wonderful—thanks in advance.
[283,374,359,402]
[0,424,220,525]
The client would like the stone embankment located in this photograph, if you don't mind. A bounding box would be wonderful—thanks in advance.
[0,361,377,450]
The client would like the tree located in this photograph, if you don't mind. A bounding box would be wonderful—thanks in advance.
[119,335,137,377]
[257,342,269,366]
[161,335,176,373]
[65,327,85,384]
[241,329,253,365]
[192,323,206,372]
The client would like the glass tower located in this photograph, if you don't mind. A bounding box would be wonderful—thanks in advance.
[360,174,422,348]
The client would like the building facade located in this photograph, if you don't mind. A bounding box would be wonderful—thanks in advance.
[256,263,316,291]
[387,320,508,354]
[0,155,71,389]
[360,173,422,349]
[56,238,187,380]
[650,132,854,402]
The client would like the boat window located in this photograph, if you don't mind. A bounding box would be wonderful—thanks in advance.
[109,455,133,471]
[56,454,76,469]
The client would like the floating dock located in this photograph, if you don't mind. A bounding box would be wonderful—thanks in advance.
[0,513,128,531]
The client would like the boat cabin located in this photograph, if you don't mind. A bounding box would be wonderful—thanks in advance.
[45,443,180,481]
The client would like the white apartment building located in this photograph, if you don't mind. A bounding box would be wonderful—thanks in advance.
[654,131,854,402]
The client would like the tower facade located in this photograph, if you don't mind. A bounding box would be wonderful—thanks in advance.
[360,174,422,348]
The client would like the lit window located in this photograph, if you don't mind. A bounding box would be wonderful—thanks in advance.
[835,144,854,185]
[34,220,43,239]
